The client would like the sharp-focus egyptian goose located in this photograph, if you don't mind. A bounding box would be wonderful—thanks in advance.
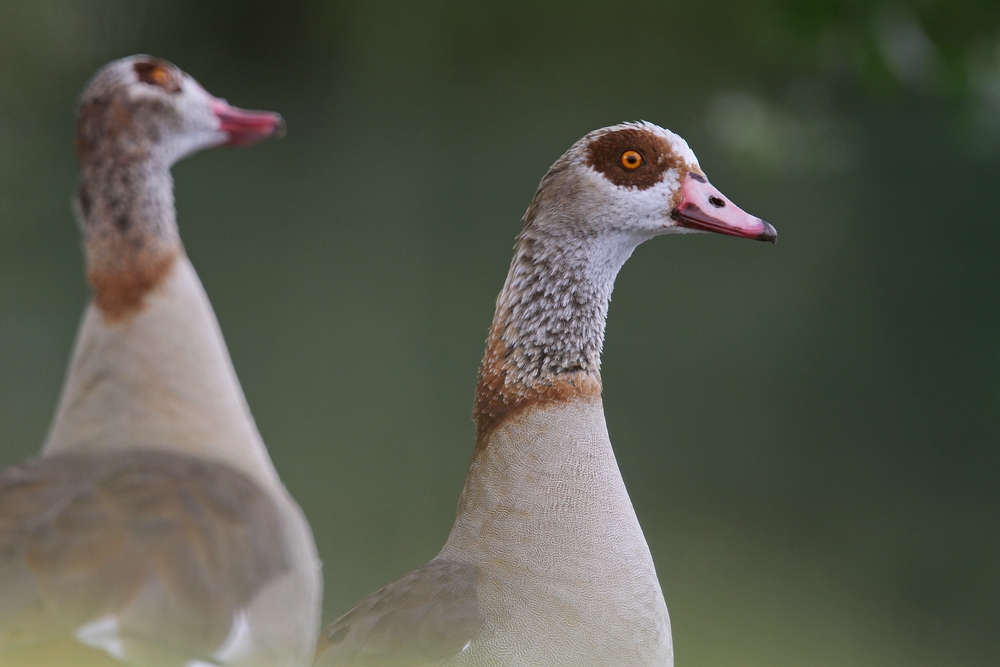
[0,56,321,666]
[315,122,775,667]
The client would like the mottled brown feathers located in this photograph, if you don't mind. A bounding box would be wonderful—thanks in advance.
[585,127,680,191]
[76,59,183,163]
[89,248,180,322]
[0,449,287,652]
[474,369,601,447]
[474,324,602,446]
[74,58,192,320]
[75,95,129,162]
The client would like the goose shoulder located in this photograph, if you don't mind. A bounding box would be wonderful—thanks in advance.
[317,561,482,667]
[0,449,287,660]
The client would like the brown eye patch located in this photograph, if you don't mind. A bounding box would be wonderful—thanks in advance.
[585,128,680,190]
[133,61,181,93]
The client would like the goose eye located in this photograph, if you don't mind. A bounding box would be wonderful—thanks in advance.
[150,67,171,86]
[620,150,643,170]
[134,62,180,92]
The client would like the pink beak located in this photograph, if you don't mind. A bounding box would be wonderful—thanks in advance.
[211,99,285,147]
[671,173,777,243]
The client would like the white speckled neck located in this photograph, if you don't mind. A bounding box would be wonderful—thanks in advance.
[77,158,180,272]
[474,162,652,440]
[496,221,635,381]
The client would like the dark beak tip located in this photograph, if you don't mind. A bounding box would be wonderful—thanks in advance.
[273,114,286,140]
[758,221,778,244]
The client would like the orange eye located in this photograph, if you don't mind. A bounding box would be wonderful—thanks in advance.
[149,66,172,86]
[134,61,180,92]
[620,150,643,170]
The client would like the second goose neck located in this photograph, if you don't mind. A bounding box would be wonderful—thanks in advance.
[77,158,182,321]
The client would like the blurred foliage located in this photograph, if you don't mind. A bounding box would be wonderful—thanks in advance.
[1,2,998,667]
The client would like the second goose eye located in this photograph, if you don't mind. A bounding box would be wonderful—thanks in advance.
[620,150,643,170]
[134,61,180,92]
[150,67,171,86]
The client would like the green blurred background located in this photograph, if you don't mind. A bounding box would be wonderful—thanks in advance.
[1,1,998,665]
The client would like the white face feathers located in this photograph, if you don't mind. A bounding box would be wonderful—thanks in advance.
[475,122,775,437]
[76,56,283,168]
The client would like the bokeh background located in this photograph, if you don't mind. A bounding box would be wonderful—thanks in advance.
[1,1,998,665]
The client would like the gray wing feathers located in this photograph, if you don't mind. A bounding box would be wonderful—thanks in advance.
[317,561,483,667]
[0,450,288,658]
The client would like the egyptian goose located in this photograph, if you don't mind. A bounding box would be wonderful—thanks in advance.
[0,56,321,666]
[315,122,775,667]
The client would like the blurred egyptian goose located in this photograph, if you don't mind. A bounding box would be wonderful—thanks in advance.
[315,122,775,667]
[0,56,321,666]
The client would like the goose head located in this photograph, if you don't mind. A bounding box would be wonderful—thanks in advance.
[525,121,775,250]
[75,55,283,167]
[477,122,776,440]
[72,56,284,321]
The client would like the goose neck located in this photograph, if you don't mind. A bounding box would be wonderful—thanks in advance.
[473,213,638,443]
[77,157,182,321]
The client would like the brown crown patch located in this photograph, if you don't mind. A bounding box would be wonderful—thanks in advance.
[133,60,181,93]
[585,127,680,190]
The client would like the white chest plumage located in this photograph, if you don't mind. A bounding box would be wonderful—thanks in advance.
[440,401,671,667]
[44,257,277,487]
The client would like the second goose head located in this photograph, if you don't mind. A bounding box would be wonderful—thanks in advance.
[76,55,283,166]
[74,55,283,321]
